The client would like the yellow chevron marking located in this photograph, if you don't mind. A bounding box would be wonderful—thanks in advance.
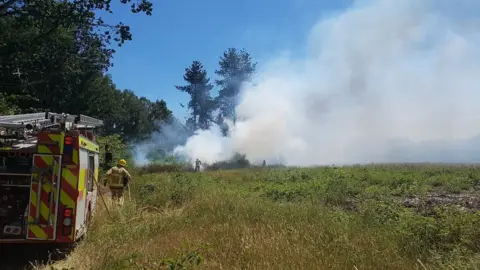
[63,169,77,189]
[39,200,51,224]
[37,145,52,154]
[78,168,85,191]
[73,149,79,165]
[60,191,76,208]
[28,189,37,223]
[48,133,65,154]
[61,168,77,209]
[41,155,53,164]
[30,225,48,239]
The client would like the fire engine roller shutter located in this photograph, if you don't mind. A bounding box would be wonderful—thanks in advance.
[27,154,62,240]
[35,131,79,242]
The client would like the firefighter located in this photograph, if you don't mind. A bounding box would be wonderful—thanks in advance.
[195,158,201,172]
[103,159,132,206]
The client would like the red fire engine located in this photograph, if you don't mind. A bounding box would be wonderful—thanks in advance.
[0,112,104,245]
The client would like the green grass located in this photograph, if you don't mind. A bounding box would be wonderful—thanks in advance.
[49,164,480,270]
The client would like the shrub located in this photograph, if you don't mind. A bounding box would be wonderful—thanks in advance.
[96,134,132,170]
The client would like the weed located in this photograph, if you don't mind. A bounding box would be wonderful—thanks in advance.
[161,242,211,270]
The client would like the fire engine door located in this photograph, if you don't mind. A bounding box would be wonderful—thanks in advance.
[26,154,62,240]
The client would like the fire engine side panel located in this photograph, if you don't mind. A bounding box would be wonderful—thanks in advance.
[91,153,99,213]
[75,148,88,232]
[78,136,100,153]
[94,153,99,182]
[77,135,100,225]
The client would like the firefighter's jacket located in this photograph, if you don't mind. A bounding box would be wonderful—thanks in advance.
[104,166,132,188]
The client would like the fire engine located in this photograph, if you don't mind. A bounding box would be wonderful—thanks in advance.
[0,112,105,245]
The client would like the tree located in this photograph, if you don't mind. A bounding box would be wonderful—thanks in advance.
[175,61,215,130]
[0,0,153,97]
[0,0,153,109]
[215,48,256,125]
[214,111,228,136]
[0,0,172,144]
[79,74,123,134]
[111,90,171,143]
[146,99,171,132]
[0,93,19,115]
[0,0,153,48]
[0,0,174,150]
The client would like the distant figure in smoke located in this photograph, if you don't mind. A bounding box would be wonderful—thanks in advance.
[195,158,201,172]
[262,160,266,167]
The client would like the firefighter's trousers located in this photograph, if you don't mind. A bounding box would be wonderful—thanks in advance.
[109,186,125,206]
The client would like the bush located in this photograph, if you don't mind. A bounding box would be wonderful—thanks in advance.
[96,134,132,170]
[206,153,251,170]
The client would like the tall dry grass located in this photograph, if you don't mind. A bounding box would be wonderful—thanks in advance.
[48,166,480,269]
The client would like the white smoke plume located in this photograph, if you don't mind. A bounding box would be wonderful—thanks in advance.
[134,117,193,166]
[174,0,480,166]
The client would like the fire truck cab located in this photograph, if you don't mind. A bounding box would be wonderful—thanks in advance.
[0,112,103,244]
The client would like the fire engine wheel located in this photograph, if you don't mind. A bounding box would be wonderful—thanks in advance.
[50,244,77,260]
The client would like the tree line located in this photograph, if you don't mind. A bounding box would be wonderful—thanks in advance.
[0,0,169,144]
[175,48,257,134]
[0,0,259,166]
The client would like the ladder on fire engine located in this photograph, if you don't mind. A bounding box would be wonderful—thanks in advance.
[0,112,103,130]
[0,112,103,141]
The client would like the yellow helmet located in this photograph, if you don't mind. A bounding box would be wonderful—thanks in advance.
[118,159,127,167]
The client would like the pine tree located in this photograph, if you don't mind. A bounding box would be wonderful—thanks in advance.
[175,61,215,130]
[215,48,256,125]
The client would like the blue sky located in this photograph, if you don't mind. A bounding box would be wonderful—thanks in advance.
[101,0,352,121]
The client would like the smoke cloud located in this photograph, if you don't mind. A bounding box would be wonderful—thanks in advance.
[174,0,480,166]
[134,116,192,166]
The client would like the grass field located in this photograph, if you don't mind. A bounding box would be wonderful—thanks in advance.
[49,164,480,270]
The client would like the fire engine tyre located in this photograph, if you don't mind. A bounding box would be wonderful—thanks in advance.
[51,244,77,260]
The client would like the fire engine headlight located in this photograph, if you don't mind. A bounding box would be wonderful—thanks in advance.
[63,218,72,226]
